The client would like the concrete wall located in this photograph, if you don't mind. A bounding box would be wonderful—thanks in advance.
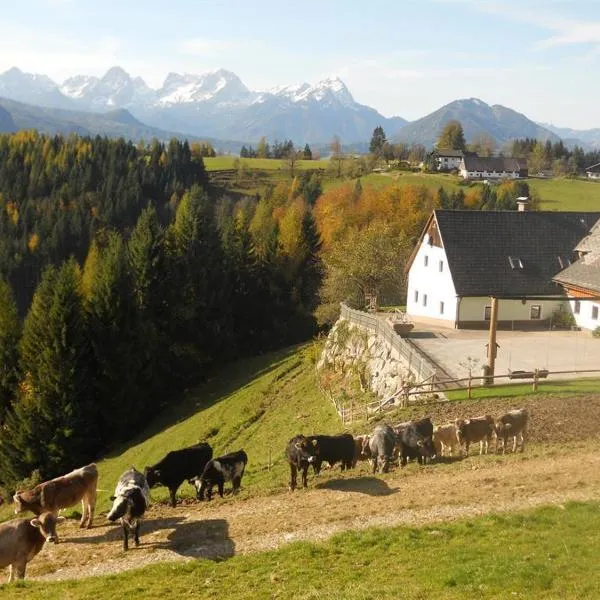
[570,297,600,330]
[458,297,567,329]
[460,169,520,180]
[406,234,457,326]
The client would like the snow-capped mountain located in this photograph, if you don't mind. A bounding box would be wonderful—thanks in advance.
[0,65,407,143]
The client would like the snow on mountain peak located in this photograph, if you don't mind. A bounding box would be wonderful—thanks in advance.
[268,76,354,106]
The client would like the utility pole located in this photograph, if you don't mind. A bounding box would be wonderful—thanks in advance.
[485,296,499,385]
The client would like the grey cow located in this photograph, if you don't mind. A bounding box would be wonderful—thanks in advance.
[0,512,64,582]
[366,425,397,473]
[495,408,529,453]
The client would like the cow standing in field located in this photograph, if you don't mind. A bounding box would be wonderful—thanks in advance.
[13,463,98,528]
[398,422,435,467]
[414,417,435,464]
[353,434,371,467]
[193,450,248,501]
[0,512,64,582]
[366,425,397,473]
[144,442,213,507]
[433,423,461,457]
[456,415,495,456]
[297,434,355,474]
[108,468,150,551]
[286,435,312,491]
[495,408,529,454]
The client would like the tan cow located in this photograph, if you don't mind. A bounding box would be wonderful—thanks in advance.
[495,408,529,453]
[13,463,98,528]
[0,512,64,582]
[456,416,495,456]
[353,435,371,467]
[433,423,460,456]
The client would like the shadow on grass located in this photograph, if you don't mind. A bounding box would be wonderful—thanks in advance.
[315,476,399,496]
[66,516,235,560]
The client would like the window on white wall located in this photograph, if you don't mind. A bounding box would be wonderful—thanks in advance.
[424,255,429,267]
[440,301,444,315]
[574,300,581,314]
[439,260,443,272]
[423,294,428,307]
[530,305,541,319]
[484,305,491,321]
[593,306,599,320]
[414,290,419,303]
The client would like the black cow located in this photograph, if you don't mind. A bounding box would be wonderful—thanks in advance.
[414,417,435,463]
[398,423,434,467]
[286,435,312,491]
[194,450,248,501]
[144,442,213,507]
[298,434,355,474]
[367,425,397,473]
[107,468,150,551]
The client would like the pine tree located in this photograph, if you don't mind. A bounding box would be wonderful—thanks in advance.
[436,120,466,151]
[0,279,20,423]
[369,126,387,157]
[303,144,313,160]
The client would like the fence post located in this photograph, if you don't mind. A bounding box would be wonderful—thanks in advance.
[532,368,539,392]
[468,373,472,399]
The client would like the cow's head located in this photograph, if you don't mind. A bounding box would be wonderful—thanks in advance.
[360,435,372,459]
[455,419,467,444]
[420,437,436,458]
[13,493,23,514]
[143,467,160,488]
[30,512,64,544]
[191,477,206,501]
[297,438,320,463]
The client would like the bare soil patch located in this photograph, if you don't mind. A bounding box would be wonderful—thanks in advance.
[16,394,600,583]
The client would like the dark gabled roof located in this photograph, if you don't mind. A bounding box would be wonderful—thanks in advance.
[461,156,526,172]
[434,149,464,158]
[435,210,600,296]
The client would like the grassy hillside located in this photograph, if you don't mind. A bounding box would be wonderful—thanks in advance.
[5,502,599,598]
[85,344,338,510]
[528,177,600,211]
[204,156,327,171]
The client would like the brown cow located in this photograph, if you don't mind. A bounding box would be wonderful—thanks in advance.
[495,408,529,453]
[13,463,98,528]
[456,416,495,456]
[353,435,371,467]
[433,423,460,456]
[0,512,64,582]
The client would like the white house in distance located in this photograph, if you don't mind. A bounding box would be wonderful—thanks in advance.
[459,156,527,180]
[554,222,600,330]
[405,208,600,329]
[585,163,600,180]
[434,149,465,171]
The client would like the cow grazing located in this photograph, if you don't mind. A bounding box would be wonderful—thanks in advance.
[433,423,461,456]
[0,512,64,582]
[456,415,495,456]
[367,425,397,473]
[13,463,98,528]
[107,468,150,551]
[194,450,248,501]
[398,423,434,467]
[297,434,355,474]
[414,417,435,463]
[495,408,529,454]
[286,435,312,491]
[144,442,213,507]
[353,434,371,467]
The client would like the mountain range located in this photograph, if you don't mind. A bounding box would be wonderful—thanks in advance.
[0,66,595,150]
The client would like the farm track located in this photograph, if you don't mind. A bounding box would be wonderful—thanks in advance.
[29,440,600,582]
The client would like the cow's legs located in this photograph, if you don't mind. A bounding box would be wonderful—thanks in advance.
[87,489,96,527]
[301,465,309,488]
[134,522,141,547]
[521,430,527,452]
[79,497,88,528]
[169,487,177,508]
[217,481,224,498]
[232,476,242,494]
[289,464,297,491]
[371,456,377,474]
[122,522,130,551]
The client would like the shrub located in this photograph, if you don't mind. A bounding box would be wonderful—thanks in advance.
[592,326,600,338]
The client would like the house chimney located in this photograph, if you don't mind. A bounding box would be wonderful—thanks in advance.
[516,197,529,212]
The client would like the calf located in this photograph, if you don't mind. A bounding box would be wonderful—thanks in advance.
[414,417,435,464]
[286,435,312,491]
[193,450,248,501]
[495,408,529,454]
[107,468,150,551]
[353,434,371,467]
[433,423,460,457]
[398,423,434,467]
[13,463,97,528]
[298,434,355,474]
[367,425,397,473]
[144,442,212,507]
[0,512,64,582]
[456,415,495,456]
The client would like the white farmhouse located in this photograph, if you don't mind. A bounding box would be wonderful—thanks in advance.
[434,149,465,171]
[459,156,527,180]
[585,163,600,180]
[406,209,600,329]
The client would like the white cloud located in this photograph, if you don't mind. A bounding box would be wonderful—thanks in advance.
[178,38,239,57]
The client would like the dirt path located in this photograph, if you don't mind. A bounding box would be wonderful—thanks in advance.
[28,442,600,582]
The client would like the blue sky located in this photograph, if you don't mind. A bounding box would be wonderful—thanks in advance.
[1,0,598,128]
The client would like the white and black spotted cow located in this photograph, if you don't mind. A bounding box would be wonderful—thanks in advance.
[193,450,248,501]
[107,468,150,551]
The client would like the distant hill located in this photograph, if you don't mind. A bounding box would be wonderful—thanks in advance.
[538,123,600,150]
[0,96,242,152]
[0,65,407,145]
[396,98,560,148]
